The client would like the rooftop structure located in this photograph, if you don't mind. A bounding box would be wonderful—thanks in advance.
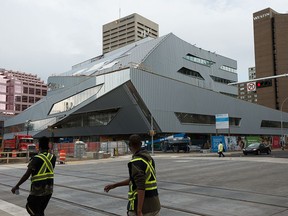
[102,13,158,54]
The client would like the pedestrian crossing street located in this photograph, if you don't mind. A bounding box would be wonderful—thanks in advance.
[0,199,29,216]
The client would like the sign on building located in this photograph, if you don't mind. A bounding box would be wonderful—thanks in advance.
[215,114,229,129]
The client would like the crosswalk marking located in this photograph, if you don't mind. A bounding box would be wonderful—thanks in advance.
[0,199,29,216]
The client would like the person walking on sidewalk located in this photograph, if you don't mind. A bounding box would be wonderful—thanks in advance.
[104,134,161,216]
[218,142,225,157]
[11,136,56,216]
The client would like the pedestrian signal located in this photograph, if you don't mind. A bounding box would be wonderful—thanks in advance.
[256,79,272,88]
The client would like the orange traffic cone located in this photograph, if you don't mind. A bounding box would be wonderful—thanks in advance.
[59,150,66,164]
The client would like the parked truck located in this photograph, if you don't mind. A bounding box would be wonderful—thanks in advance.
[2,134,37,156]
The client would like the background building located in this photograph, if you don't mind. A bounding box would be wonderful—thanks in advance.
[253,8,288,112]
[238,67,257,104]
[102,13,158,54]
[0,68,47,115]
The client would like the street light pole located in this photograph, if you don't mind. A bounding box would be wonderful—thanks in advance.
[26,120,31,135]
[151,115,154,156]
[280,97,288,148]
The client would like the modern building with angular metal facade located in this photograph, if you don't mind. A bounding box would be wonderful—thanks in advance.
[4,33,288,141]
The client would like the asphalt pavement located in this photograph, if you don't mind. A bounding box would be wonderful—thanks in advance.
[1,149,288,216]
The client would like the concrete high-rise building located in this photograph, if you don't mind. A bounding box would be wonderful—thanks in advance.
[248,67,256,80]
[238,67,257,104]
[102,13,158,54]
[0,68,47,115]
[253,8,288,112]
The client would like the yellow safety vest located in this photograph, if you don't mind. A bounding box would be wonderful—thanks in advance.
[31,153,54,183]
[128,157,158,211]
[218,143,224,152]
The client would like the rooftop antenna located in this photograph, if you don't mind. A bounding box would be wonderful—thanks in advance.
[119,7,121,19]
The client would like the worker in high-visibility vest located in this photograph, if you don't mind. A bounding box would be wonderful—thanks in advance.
[11,136,56,216]
[218,142,225,157]
[104,134,161,216]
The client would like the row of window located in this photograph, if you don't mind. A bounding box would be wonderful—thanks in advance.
[184,54,215,67]
[220,65,237,73]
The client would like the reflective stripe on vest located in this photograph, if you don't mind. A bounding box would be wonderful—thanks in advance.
[128,157,158,211]
[31,153,54,183]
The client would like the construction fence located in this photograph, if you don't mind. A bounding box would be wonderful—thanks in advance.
[53,141,129,159]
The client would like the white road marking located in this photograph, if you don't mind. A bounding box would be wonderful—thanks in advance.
[0,199,29,216]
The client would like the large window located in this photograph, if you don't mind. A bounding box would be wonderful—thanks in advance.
[184,54,215,67]
[175,112,241,126]
[177,67,204,80]
[60,109,119,128]
[49,85,103,115]
[210,75,234,84]
[261,120,288,128]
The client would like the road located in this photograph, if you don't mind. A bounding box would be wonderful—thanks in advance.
[1,149,288,216]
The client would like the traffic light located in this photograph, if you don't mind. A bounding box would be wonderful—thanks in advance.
[256,79,272,88]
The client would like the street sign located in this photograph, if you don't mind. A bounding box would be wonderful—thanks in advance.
[247,82,256,92]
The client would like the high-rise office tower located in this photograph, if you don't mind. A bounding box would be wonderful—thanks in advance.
[253,8,288,112]
[0,68,47,115]
[102,13,159,54]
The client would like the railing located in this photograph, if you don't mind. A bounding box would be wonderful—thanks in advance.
[0,151,32,164]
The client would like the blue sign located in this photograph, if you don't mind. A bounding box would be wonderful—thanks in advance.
[211,136,226,152]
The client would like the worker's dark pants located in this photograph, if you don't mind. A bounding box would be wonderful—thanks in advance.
[218,152,225,157]
[26,194,52,216]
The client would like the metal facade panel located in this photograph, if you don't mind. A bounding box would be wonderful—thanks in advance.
[131,69,288,135]
[142,34,238,95]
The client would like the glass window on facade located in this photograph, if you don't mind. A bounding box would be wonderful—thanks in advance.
[184,54,215,67]
[175,112,241,126]
[49,85,103,115]
[22,96,28,102]
[29,88,35,94]
[36,89,41,95]
[210,75,234,84]
[22,105,28,110]
[220,65,237,73]
[261,120,288,128]
[177,67,204,80]
[60,108,119,128]
[29,97,34,103]
[15,104,21,111]
[23,87,28,94]
[15,95,21,102]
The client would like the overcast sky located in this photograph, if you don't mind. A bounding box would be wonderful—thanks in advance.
[0,0,286,82]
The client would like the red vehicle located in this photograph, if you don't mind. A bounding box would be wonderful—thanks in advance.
[3,134,37,156]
